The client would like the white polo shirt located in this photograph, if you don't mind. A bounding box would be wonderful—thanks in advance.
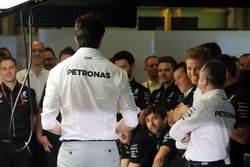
[16,68,49,104]
[41,47,138,141]
[169,89,235,162]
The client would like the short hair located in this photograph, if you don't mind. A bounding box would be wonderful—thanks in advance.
[174,61,187,72]
[158,56,177,69]
[200,42,222,58]
[184,46,212,63]
[111,50,135,65]
[75,13,105,48]
[0,47,12,57]
[44,47,56,58]
[0,56,17,66]
[202,60,226,88]
[0,49,7,58]
[240,53,250,59]
[143,105,166,120]
[216,54,237,78]
[59,46,75,60]
[144,55,158,66]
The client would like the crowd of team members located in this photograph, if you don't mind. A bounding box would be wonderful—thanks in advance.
[110,43,250,167]
[0,41,249,167]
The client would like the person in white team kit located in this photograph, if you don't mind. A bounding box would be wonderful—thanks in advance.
[41,13,138,167]
[169,60,235,167]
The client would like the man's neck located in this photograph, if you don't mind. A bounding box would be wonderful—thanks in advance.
[149,77,159,84]
[3,80,17,91]
[163,80,174,90]
[31,65,43,75]
[224,76,238,87]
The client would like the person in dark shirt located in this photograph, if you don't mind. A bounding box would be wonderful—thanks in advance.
[117,124,157,167]
[0,56,38,167]
[149,56,183,111]
[218,54,250,167]
[111,50,150,110]
[143,105,177,167]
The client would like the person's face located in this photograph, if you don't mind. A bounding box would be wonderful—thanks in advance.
[145,112,165,136]
[114,59,133,79]
[0,60,17,83]
[174,67,193,93]
[239,56,250,70]
[145,57,159,79]
[186,58,204,85]
[197,66,207,94]
[158,62,174,84]
[59,53,71,62]
[118,130,133,144]
[44,51,57,70]
[30,41,45,66]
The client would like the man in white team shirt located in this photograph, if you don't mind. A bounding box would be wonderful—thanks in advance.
[41,13,138,167]
[169,60,235,167]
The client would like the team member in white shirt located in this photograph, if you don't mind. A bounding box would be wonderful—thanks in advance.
[170,60,235,167]
[41,13,138,167]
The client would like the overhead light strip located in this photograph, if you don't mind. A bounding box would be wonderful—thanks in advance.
[0,0,31,10]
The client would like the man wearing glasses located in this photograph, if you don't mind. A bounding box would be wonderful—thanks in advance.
[16,40,50,167]
[0,56,38,167]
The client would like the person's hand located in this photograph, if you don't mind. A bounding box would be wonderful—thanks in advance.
[181,132,191,143]
[37,135,53,153]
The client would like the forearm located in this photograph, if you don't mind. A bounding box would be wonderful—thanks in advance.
[47,120,61,135]
[231,127,250,145]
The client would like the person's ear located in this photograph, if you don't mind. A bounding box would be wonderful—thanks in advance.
[74,36,78,46]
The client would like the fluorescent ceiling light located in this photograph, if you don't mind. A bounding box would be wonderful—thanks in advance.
[0,0,31,10]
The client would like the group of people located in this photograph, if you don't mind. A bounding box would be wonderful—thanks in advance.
[0,13,250,167]
[0,41,75,167]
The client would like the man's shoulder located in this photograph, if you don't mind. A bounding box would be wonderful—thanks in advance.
[17,69,26,75]
[133,80,150,92]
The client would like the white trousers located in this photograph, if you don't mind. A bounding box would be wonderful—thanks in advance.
[58,140,119,167]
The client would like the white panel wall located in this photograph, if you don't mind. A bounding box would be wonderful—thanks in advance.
[36,30,250,83]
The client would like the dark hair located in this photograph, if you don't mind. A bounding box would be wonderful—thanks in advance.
[200,42,222,58]
[143,105,166,120]
[44,47,56,58]
[75,13,105,48]
[59,46,75,60]
[202,60,226,88]
[216,54,237,78]
[184,46,212,63]
[158,56,177,69]
[240,53,250,59]
[0,56,17,66]
[0,49,7,58]
[111,50,135,65]
[174,61,187,72]
[144,55,158,66]
[0,47,12,57]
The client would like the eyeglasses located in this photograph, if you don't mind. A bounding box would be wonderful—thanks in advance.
[32,48,45,53]
[148,64,158,68]
[1,84,25,107]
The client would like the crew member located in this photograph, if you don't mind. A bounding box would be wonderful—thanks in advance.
[0,56,38,167]
[41,13,138,167]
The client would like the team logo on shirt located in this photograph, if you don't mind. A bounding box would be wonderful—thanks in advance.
[67,69,111,78]
[215,111,235,119]
[130,144,139,158]
[22,91,28,102]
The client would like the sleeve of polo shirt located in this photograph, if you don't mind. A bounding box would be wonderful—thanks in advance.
[169,99,211,141]
[41,69,60,130]
[118,72,138,128]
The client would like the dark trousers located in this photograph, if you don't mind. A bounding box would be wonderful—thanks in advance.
[0,140,31,167]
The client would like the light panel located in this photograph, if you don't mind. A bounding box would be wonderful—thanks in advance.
[0,0,31,10]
